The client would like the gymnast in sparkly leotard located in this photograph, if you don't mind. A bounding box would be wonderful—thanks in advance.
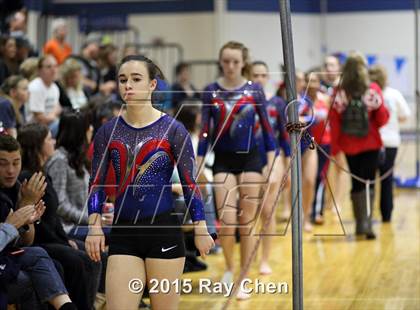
[196,41,276,300]
[85,55,214,310]
[251,60,290,276]
[88,114,204,223]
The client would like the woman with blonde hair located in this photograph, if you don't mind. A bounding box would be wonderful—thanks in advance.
[59,58,88,110]
[330,52,389,239]
[19,57,39,81]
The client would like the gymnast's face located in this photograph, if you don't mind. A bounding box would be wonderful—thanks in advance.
[118,60,157,105]
[220,48,245,80]
[251,64,269,88]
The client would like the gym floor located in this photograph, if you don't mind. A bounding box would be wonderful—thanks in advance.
[175,140,419,309]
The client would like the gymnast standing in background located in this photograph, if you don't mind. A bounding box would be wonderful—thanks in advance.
[197,41,276,300]
[251,60,288,275]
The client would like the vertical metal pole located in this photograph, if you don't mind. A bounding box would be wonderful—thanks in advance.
[414,0,420,178]
[278,1,304,309]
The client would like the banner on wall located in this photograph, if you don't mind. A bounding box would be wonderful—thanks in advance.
[377,55,409,96]
[335,52,410,98]
[78,14,128,33]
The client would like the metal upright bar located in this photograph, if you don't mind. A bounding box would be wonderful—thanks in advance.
[414,0,420,179]
[278,1,304,309]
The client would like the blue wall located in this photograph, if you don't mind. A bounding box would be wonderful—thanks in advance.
[24,0,417,15]
[227,0,319,13]
[227,0,415,13]
[24,0,214,15]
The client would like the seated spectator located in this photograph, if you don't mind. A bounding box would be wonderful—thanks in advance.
[17,123,101,309]
[45,112,106,237]
[43,18,72,65]
[58,59,88,111]
[97,43,117,96]
[171,62,200,111]
[15,35,32,64]
[19,57,38,81]
[0,75,29,137]
[0,133,76,309]
[27,55,62,137]
[6,11,27,38]
[6,10,38,58]
[68,34,101,96]
[0,36,19,85]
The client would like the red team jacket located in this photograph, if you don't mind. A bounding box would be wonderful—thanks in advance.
[330,82,389,156]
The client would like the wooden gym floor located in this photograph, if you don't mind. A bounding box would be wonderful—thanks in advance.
[175,141,419,310]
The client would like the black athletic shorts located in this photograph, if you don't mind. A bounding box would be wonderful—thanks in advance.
[212,147,263,175]
[108,211,186,260]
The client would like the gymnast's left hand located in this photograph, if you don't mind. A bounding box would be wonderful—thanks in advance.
[193,221,215,260]
[86,213,105,262]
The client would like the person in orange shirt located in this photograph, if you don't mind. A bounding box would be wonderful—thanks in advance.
[43,18,72,65]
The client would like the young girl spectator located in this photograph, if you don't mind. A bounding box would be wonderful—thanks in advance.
[45,112,99,237]
[0,36,19,85]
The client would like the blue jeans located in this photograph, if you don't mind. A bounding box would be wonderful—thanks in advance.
[7,247,67,308]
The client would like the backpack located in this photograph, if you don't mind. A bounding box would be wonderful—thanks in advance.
[341,97,369,137]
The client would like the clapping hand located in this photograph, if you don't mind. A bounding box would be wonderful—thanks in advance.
[28,200,46,224]
[20,172,47,206]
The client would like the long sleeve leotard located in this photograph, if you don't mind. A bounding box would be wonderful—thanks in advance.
[197,81,276,157]
[255,95,290,164]
[88,114,205,223]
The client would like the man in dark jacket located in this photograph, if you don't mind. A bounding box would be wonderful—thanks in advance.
[0,133,76,309]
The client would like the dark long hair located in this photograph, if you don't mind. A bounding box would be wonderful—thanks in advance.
[56,112,90,178]
[118,54,166,106]
[118,54,165,81]
[17,123,49,173]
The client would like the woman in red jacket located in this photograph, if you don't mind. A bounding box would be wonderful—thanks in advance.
[330,52,389,240]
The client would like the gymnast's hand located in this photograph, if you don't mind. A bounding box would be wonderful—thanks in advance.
[194,221,215,260]
[85,214,105,262]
